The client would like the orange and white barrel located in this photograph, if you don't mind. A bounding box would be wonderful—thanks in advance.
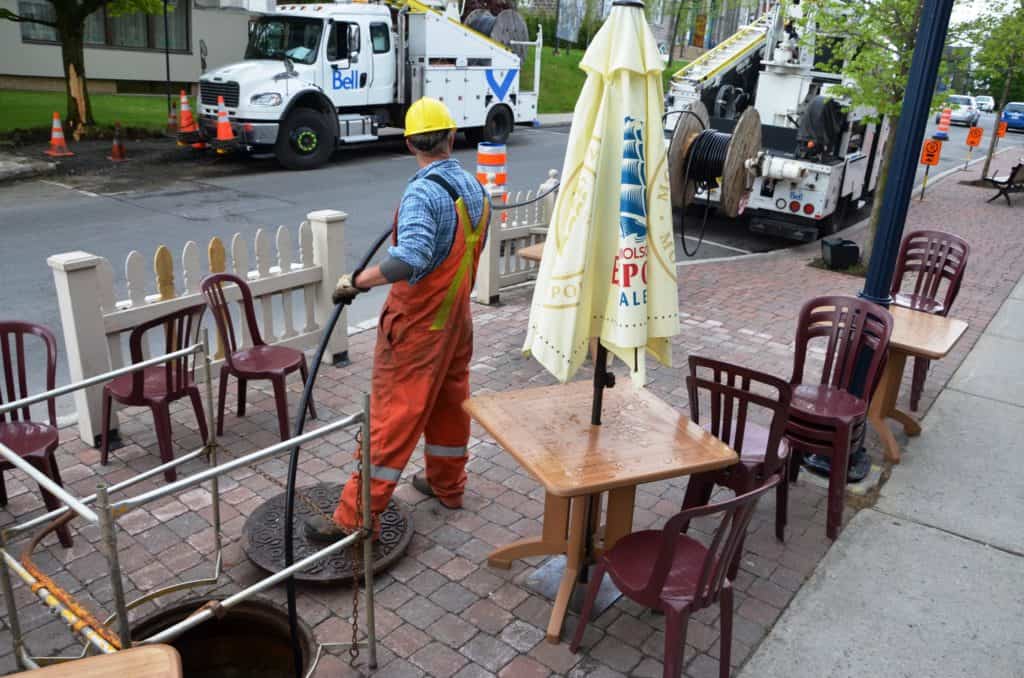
[477,142,508,221]
[934,108,952,140]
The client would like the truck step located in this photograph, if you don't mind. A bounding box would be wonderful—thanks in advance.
[338,134,379,144]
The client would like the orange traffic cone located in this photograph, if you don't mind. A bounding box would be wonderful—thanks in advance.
[177,90,205,149]
[107,122,127,162]
[44,112,74,157]
[166,102,178,135]
[213,95,235,154]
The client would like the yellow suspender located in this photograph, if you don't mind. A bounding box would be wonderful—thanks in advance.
[430,198,491,331]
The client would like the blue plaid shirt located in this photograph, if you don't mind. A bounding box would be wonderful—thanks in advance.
[390,158,489,285]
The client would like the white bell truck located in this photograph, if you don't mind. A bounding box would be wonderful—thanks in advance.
[193,0,541,169]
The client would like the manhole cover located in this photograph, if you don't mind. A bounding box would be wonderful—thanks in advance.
[243,483,413,584]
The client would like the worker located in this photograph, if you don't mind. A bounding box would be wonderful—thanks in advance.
[306,97,491,541]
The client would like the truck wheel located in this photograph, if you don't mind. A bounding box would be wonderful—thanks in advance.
[276,109,333,171]
[481,105,514,144]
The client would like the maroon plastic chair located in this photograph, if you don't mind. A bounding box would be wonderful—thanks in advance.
[571,476,782,678]
[0,322,72,547]
[200,273,316,441]
[101,303,208,483]
[890,230,970,410]
[786,296,892,539]
[679,356,792,546]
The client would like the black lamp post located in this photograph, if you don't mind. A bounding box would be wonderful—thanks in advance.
[806,0,957,483]
[163,0,172,116]
[859,0,957,304]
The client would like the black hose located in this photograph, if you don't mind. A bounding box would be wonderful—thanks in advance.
[283,225,393,678]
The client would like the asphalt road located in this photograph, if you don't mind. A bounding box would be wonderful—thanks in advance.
[1,112,1020,416]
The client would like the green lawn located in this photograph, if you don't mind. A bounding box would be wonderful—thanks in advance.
[522,45,686,114]
[0,90,182,134]
[0,49,685,133]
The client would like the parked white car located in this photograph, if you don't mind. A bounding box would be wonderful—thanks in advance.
[976,95,995,112]
[935,95,980,126]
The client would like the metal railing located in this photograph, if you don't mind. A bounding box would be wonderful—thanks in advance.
[0,330,376,675]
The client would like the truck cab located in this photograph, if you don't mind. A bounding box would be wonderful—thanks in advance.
[196,1,540,170]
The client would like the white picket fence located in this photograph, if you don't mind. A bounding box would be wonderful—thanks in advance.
[48,210,348,446]
[476,169,559,304]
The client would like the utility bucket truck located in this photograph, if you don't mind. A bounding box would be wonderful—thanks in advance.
[188,0,541,169]
[665,1,889,241]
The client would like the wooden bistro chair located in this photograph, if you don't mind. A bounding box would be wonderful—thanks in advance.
[786,296,892,540]
[0,322,72,547]
[890,230,970,411]
[679,356,793,546]
[101,303,208,483]
[200,273,316,441]
[571,476,782,678]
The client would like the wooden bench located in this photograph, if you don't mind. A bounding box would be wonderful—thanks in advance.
[986,161,1024,206]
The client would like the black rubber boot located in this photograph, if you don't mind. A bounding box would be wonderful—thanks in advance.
[411,472,435,498]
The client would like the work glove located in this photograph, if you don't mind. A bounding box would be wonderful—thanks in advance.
[332,273,366,306]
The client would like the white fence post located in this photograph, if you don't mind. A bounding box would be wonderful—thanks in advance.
[308,209,350,364]
[475,177,504,305]
[47,251,115,446]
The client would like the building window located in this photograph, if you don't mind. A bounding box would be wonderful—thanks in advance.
[370,23,390,54]
[18,0,189,52]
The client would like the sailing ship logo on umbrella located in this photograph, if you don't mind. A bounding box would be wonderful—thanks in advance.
[614,116,649,309]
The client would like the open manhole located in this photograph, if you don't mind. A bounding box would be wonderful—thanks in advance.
[131,597,314,678]
[242,482,413,584]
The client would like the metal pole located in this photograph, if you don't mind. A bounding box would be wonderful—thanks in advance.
[140,530,362,645]
[201,329,223,556]
[0,534,26,669]
[9,447,206,536]
[0,442,98,523]
[591,342,609,426]
[164,0,172,116]
[96,485,131,648]
[920,164,930,201]
[360,393,377,670]
[114,414,361,511]
[859,0,956,305]
[0,344,200,418]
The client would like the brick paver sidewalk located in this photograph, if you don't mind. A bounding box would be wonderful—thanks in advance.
[1,157,1021,677]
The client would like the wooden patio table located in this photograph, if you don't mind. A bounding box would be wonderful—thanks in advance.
[868,305,968,464]
[464,381,737,643]
[11,645,182,677]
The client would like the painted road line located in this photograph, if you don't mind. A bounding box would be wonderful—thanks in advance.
[38,179,99,198]
[683,235,752,254]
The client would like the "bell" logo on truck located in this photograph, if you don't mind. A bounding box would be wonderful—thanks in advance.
[332,69,360,90]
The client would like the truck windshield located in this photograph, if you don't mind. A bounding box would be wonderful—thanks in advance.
[246,18,323,65]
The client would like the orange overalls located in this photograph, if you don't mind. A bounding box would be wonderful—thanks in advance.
[334,175,490,531]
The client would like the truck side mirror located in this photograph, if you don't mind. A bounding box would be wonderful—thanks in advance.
[348,24,360,62]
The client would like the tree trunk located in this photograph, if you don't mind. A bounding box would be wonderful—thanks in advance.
[863,117,899,261]
[57,16,94,131]
[981,66,1013,180]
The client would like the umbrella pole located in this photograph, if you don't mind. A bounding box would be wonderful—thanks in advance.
[591,341,614,426]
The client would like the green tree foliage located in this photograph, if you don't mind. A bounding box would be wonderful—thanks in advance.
[801,0,950,253]
[1,0,165,130]
[961,0,1024,177]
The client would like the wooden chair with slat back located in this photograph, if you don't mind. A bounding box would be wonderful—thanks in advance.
[890,230,969,411]
[0,321,72,546]
[571,476,781,678]
[200,273,316,441]
[101,303,208,483]
[786,296,892,539]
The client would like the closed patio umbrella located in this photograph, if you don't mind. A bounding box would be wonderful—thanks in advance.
[523,0,679,416]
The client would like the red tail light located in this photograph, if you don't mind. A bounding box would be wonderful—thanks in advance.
[789,200,800,212]
[803,203,815,215]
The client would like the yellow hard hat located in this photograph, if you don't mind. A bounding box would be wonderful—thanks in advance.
[405,97,456,137]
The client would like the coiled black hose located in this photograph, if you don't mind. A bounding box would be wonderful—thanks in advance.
[680,129,732,257]
[283,226,393,678]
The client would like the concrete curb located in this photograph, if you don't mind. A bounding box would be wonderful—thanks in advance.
[0,154,56,185]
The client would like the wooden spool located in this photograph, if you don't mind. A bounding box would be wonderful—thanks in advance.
[492,9,529,59]
[667,102,709,209]
[667,103,761,217]
[719,107,761,218]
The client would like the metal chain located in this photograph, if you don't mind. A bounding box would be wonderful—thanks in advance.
[348,430,364,665]
[248,438,365,666]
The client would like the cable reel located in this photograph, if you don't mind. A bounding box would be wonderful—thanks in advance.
[667,102,762,255]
